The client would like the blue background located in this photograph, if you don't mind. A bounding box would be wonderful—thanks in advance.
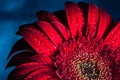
[0,0,120,80]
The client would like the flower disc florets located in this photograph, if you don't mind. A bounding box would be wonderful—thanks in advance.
[54,38,111,80]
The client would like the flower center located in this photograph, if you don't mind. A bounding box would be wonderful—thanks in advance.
[54,39,112,80]
[79,61,99,80]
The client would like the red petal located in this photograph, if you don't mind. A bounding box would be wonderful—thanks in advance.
[65,2,84,38]
[96,9,112,40]
[86,3,99,40]
[78,2,89,36]
[25,68,53,80]
[37,21,63,46]
[37,11,59,21]
[51,21,70,40]
[104,23,120,51]
[19,24,56,56]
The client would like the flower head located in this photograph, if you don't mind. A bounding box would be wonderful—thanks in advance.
[7,2,120,80]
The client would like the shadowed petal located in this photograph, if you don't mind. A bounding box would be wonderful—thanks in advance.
[37,11,59,21]
[104,23,120,51]
[54,10,68,29]
[6,51,36,68]
[96,9,112,40]
[7,39,35,58]
[78,2,89,36]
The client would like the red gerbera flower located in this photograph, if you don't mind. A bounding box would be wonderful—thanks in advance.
[7,2,120,80]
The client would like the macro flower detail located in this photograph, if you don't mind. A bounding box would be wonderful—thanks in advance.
[7,2,120,80]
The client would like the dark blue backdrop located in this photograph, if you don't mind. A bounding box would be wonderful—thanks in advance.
[0,0,120,80]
